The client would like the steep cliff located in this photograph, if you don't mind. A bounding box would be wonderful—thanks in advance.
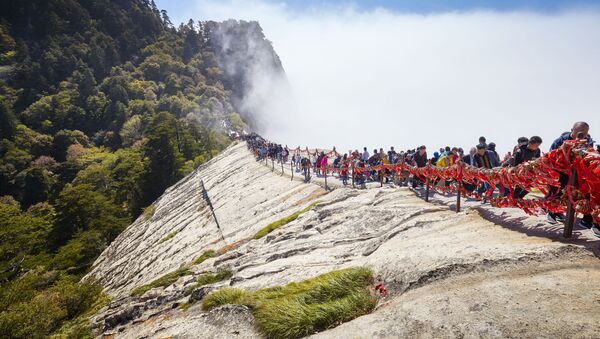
[204,19,289,131]
[87,141,600,338]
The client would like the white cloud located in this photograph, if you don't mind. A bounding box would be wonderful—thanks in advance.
[188,1,600,154]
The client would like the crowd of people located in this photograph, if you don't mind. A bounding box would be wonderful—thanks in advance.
[245,121,599,237]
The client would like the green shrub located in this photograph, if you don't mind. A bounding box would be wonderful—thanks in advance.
[51,231,106,273]
[253,201,320,240]
[49,292,110,339]
[0,272,103,339]
[158,230,178,244]
[0,268,59,308]
[192,249,217,265]
[130,268,191,297]
[202,267,376,339]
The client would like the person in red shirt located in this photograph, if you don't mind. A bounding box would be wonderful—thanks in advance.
[340,154,350,185]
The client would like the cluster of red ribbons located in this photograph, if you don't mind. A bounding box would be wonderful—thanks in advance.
[297,140,599,223]
[374,282,388,297]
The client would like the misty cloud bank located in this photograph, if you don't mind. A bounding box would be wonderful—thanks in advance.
[187,1,600,154]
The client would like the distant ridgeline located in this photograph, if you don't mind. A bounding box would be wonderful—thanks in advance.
[0,0,283,337]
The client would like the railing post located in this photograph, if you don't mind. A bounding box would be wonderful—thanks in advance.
[351,165,355,188]
[380,165,384,187]
[456,181,461,213]
[400,157,406,186]
[563,166,578,238]
[281,160,284,176]
[324,166,328,190]
[272,158,274,171]
[291,161,294,180]
[425,178,430,202]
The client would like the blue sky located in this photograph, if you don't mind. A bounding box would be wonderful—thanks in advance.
[279,0,599,11]
[157,0,600,24]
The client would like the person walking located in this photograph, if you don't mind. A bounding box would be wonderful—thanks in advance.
[479,136,487,149]
[474,143,499,196]
[487,142,500,164]
[436,148,456,187]
[545,122,598,237]
[301,156,311,182]
[362,147,370,162]
[431,151,440,166]
[320,151,328,177]
[474,144,499,169]
[388,147,397,164]
[513,136,542,199]
[412,145,428,188]
[340,154,349,185]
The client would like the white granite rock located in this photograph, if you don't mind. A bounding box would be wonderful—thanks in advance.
[86,141,600,338]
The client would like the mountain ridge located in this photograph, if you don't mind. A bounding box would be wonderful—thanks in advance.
[87,141,600,338]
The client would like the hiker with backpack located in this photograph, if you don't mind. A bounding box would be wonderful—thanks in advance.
[301,157,311,182]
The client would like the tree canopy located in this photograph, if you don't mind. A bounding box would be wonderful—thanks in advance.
[0,0,266,336]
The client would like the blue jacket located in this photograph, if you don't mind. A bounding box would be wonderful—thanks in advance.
[551,131,594,151]
[488,150,500,167]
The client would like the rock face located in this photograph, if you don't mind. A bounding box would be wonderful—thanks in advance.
[204,20,289,130]
[87,141,324,297]
[87,141,600,338]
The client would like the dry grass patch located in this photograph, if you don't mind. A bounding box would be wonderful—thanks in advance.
[291,189,327,208]
[217,237,249,255]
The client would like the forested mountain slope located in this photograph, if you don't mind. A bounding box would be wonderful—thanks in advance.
[0,1,282,337]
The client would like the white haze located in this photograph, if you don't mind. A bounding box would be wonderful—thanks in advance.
[181,1,600,155]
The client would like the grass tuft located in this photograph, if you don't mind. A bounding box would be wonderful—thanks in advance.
[196,268,233,287]
[131,268,191,297]
[202,267,376,339]
[184,268,233,297]
[253,201,320,240]
[202,287,256,310]
[192,249,217,265]
[142,204,156,220]
[159,230,178,244]
[179,300,193,311]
